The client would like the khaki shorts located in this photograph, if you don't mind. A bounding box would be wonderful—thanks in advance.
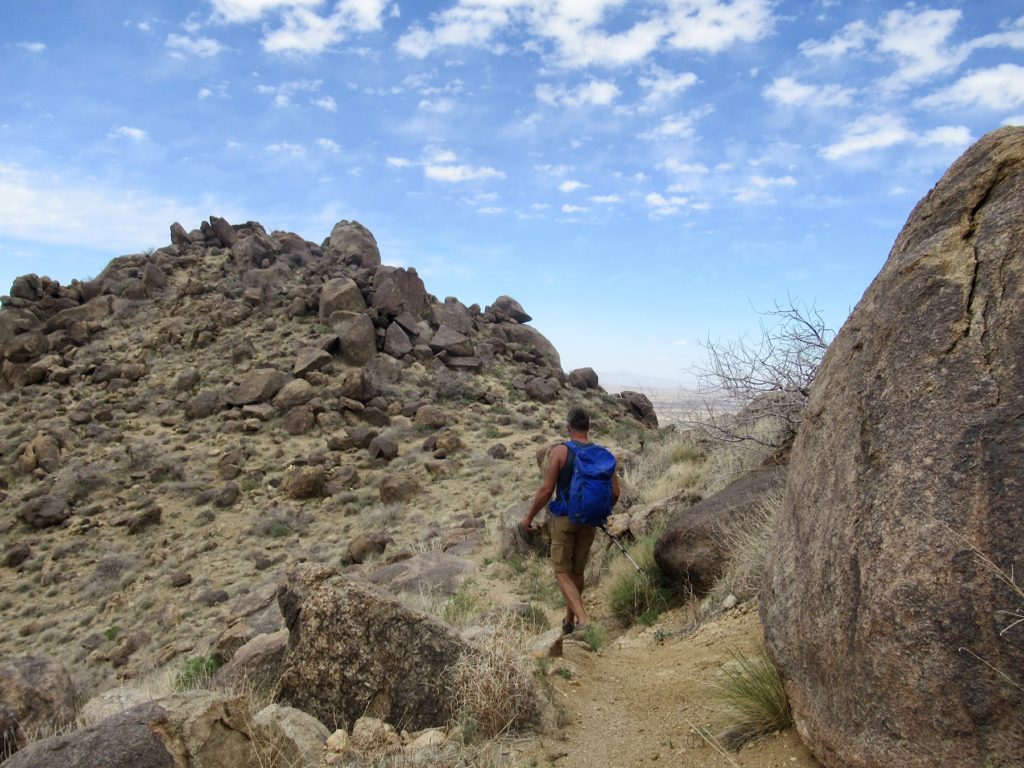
[548,513,597,574]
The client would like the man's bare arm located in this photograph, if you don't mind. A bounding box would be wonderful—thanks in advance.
[521,444,566,530]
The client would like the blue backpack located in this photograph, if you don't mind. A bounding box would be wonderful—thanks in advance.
[549,441,617,526]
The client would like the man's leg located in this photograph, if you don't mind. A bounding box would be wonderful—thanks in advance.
[556,571,589,626]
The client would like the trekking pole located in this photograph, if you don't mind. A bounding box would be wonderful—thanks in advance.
[599,525,643,573]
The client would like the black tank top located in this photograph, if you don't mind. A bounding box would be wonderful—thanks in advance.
[555,442,579,501]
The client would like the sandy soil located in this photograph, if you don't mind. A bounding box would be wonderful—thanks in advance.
[512,606,821,768]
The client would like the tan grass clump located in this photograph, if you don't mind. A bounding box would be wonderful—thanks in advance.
[707,647,792,751]
[621,434,705,506]
[705,486,782,610]
[446,623,543,740]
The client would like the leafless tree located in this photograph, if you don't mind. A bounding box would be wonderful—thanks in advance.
[690,297,835,447]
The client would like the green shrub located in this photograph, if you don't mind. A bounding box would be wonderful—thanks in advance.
[605,533,673,626]
[174,655,222,691]
[709,648,792,750]
[578,623,608,652]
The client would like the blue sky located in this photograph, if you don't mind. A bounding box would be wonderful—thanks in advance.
[2,1,1022,385]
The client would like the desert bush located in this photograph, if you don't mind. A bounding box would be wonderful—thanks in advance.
[434,370,480,402]
[248,505,315,538]
[698,416,788,495]
[515,555,563,610]
[604,531,674,626]
[706,487,782,609]
[708,648,791,751]
[446,624,544,740]
[692,297,833,448]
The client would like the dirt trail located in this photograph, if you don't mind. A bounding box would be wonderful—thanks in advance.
[516,606,821,768]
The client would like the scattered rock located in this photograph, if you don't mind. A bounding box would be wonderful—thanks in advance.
[282,466,326,499]
[0,656,77,734]
[379,473,418,504]
[19,495,71,529]
[223,368,291,406]
[275,563,470,731]
[347,532,392,564]
[4,543,31,568]
[366,552,476,598]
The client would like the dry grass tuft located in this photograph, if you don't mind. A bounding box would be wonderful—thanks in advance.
[707,647,791,751]
[706,487,782,610]
[446,621,545,741]
[621,435,705,506]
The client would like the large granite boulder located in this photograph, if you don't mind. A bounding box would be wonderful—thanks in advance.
[318,277,366,324]
[655,466,783,595]
[619,390,659,427]
[761,127,1024,768]
[324,220,381,268]
[274,563,469,732]
[365,552,477,597]
[371,266,431,321]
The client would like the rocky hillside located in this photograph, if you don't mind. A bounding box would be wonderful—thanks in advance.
[0,217,659,700]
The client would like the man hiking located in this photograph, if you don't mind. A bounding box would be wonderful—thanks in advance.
[521,405,619,635]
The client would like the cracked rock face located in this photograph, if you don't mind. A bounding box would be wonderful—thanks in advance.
[761,126,1024,768]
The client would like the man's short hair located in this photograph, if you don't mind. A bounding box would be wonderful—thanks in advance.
[567,406,590,432]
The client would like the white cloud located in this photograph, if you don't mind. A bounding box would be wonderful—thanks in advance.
[917,126,972,146]
[166,33,226,57]
[733,174,797,203]
[640,113,698,140]
[877,8,964,90]
[799,20,872,59]
[559,180,588,193]
[0,163,207,252]
[199,88,213,99]
[1005,114,1024,127]
[387,157,412,167]
[531,202,551,210]
[262,8,347,53]
[638,66,698,108]
[257,79,323,107]
[822,114,912,160]
[17,42,47,53]
[535,163,571,177]
[314,95,338,111]
[418,98,455,113]
[235,0,388,54]
[645,191,688,216]
[317,138,341,153]
[536,79,620,108]
[398,0,773,67]
[589,194,622,204]
[267,141,307,157]
[915,64,1024,112]
[764,77,853,108]
[398,4,511,58]
[664,0,773,53]
[108,125,148,141]
[210,0,323,23]
[478,206,505,214]
[424,164,505,182]
[561,203,588,213]
[426,148,458,164]
[660,158,709,174]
